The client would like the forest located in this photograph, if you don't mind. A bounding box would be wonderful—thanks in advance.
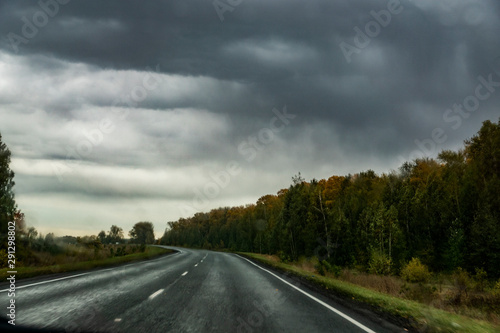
[162,119,500,279]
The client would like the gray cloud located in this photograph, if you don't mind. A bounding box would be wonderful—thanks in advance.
[0,0,499,235]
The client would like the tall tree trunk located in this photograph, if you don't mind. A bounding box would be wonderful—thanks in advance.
[318,191,331,258]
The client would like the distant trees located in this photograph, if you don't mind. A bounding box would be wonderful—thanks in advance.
[108,225,124,243]
[129,222,155,245]
[98,230,106,243]
[161,119,500,278]
[97,225,124,244]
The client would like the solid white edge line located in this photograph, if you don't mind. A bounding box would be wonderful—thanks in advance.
[148,289,164,300]
[181,271,188,276]
[235,254,377,333]
[0,272,90,292]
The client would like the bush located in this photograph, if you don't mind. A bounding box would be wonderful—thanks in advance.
[400,282,436,303]
[315,262,325,276]
[368,251,392,275]
[314,260,339,276]
[450,267,472,304]
[331,264,342,278]
[493,279,500,296]
[473,267,488,292]
[401,257,431,283]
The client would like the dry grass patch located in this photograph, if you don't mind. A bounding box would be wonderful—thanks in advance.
[338,269,403,296]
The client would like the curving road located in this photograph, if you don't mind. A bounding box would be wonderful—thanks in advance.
[0,247,404,332]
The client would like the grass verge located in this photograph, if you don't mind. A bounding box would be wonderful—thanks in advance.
[238,252,499,333]
[1,246,174,281]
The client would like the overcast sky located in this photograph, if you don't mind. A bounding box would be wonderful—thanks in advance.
[1,0,499,237]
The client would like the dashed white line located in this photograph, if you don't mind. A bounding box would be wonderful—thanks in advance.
[235,254,377,333]
[148,289,164,300]
[181,271,188,276]
[194,263,198,267]
[114,318,122,322]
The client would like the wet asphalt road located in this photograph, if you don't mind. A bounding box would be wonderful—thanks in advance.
[0,246,404,333]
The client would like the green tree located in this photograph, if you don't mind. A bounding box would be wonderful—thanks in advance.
[98,230,106,243]
[108,225,124,244]
[0,133,16,235]
[463,119,500,277]
[129,222,155,245]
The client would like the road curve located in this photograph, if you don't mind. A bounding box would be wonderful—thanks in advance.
[0,246,404,332]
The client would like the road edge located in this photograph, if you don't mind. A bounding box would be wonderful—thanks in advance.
[236,252,415,333]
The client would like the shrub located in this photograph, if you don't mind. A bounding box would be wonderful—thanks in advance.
[314,260,338,276]
[331,264,342,278]
[493,279,500,296]
[400,282,436,303]
[401,258,431,283]
[473,267,488,292]
[368,251,392,275]
[450,267,472,304]
[315,262,325,276]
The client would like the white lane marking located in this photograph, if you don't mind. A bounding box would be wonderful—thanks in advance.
[114,318,122,322]
[0,272,90,293]
[181,271,188,276]
[148,289,164,300]
[0,248,182,292]
[194,263,198,267]
[235,254,377,333]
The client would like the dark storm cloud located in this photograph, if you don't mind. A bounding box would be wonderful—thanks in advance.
[2,0,499,125]
[1,0,500,234]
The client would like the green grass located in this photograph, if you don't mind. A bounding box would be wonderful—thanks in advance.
[239,252,499,333]
[1,246,174,280]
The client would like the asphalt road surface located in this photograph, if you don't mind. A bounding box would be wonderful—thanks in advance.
[0,247,405,333]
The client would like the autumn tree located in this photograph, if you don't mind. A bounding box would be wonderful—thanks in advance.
[160,118,500,278]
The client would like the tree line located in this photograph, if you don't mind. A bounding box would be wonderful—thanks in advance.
[162,119,500,278]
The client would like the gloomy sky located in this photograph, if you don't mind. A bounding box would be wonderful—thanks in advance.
[1,0,499,237]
